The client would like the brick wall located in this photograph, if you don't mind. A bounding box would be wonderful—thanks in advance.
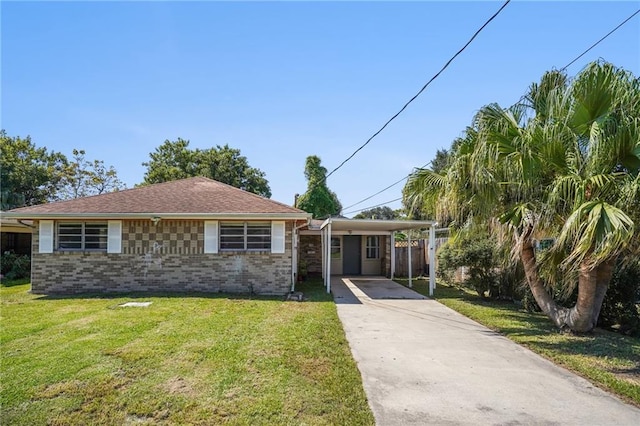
[382,235,391,277]
[30,220,293,295]
[299,235,322,275]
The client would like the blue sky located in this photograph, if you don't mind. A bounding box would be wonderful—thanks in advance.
[2,1,639,215]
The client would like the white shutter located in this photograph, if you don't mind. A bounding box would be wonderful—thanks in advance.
[271,221,285,254]
[107,221,122,254]
[39,220,54,253]
[204,221,219,254]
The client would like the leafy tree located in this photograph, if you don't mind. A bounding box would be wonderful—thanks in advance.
[0,130,67,209]
[402,148,452,220]
[57,149,125,200]
[405,61,640,333]
[296,155,342,219]
[142,139,271,197]
[353,206,399,220]
[430,148,452,174]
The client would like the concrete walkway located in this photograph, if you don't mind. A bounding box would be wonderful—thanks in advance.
[332,277,640,425]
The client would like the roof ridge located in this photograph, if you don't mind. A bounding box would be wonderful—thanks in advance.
[207,178,304,212]
[5,176,308,216]
[6,176,212,212]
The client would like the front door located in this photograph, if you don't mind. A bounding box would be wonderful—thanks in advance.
[343,235,361,275]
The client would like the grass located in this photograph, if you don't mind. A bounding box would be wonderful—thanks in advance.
[395,278,640,407]
[0,279,374,425]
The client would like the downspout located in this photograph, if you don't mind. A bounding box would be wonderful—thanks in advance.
[291,219,310,293]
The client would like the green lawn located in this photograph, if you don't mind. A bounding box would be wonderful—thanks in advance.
[0,279,374,425]
[395,278,640,407]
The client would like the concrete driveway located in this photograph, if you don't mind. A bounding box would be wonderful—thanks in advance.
[332,277,640,425]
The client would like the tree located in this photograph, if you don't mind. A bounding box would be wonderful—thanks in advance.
[296,155,342,219]
[405,61,640,333]
[0,130,67,209]
[57,149,125,200]
[353,206,399,220]
[142,139,271,197]
[402,148,452,220]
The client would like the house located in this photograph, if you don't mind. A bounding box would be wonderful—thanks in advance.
[2,176,438,295]
[2,177,310,295]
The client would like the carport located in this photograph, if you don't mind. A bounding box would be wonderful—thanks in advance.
[319,218,437,295]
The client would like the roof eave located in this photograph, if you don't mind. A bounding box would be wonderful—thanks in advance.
[319,218,437,232]
[0,212,312,221]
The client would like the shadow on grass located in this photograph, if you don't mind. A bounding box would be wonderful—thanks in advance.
[406,281,640,358]
[20,278,333,303]
[0,277,30,288]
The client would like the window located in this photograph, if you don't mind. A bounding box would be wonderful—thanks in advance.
[220,222,271,251]
[366,236,380,259]
[57,222,108,251]
[331,237,341,259]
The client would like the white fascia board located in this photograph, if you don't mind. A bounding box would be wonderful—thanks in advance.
[328,230,393,236]
[319,218,437,232]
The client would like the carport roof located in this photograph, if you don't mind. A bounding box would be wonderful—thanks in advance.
[320,217,436,233]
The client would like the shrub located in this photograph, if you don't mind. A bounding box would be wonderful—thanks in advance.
[437,233,498,297]
[598,259,640,336]
[0,251,31,280]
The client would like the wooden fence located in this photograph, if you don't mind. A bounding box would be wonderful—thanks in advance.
[394,237,449,277]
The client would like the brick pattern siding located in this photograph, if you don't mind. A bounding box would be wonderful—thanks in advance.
[298,234,392,277]
[30,220,293,295]
[383,235,391,277]
[299,235,322,275]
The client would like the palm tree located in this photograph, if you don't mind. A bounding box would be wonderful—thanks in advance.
[406,61,640,332]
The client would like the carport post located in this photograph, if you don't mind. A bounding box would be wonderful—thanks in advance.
[429,225,436,296]
[326,222,332,293]
[390,231,396,279]
[321,230,325,281]
[407,231,412,288]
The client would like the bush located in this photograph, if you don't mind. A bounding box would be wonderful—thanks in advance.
[437,233,498,298]
[598,259,640,336]
[0,252,31,280]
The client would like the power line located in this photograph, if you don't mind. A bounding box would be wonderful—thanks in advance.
[560,8,640,71]
[340,7,640,213]
[343,197,403,216]
[341,161,430,211]
[324,0,511,181]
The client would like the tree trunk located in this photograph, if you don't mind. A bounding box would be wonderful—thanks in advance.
[520,225,615,333]
[592,258,615,327]
[566,261,598,332]
[519,227,569,329]
[565,258,615,332]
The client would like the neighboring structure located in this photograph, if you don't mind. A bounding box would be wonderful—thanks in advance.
[1,218,33,255]
[3,177,310,295]
[2,177,437,295]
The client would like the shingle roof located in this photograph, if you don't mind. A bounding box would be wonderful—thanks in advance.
[5,177,308,218]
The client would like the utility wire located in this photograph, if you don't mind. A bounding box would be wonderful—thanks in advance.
[324,0,511,182]
[334,5,639,218]
[560,8,640,71]
[341,161,430,211]
[343,197,403,216]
